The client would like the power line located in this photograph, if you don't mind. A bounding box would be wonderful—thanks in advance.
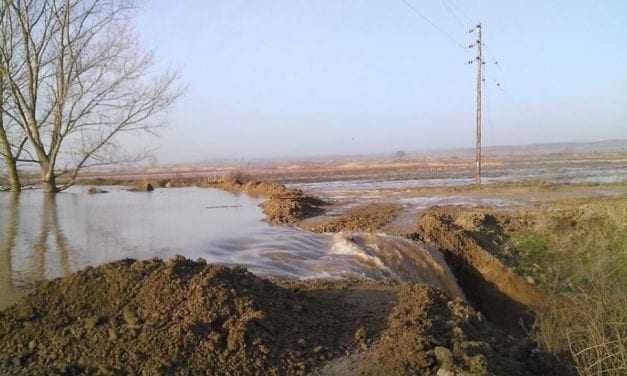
[445,0,473,25]
[399,0,466,49]
[440,0,469,31]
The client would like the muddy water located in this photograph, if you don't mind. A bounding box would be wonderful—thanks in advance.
[0,186,459,309]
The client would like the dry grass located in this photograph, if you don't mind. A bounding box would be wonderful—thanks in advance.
[534,278,627,375]
[507,197,627,375]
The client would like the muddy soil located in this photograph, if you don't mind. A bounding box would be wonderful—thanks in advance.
[304,203,401,233]
[0,257,563,375]
[260,192,327,224]
[196,177,328,224]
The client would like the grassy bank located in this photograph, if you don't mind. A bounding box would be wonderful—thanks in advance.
[506,197,627,375]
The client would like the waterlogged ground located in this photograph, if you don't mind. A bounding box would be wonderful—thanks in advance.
[288,165,627,236]
[0,186,435,309]
[289,163,627,195]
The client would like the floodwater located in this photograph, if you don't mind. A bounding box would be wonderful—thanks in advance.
[290,164,627,194]
[0,186,457,309]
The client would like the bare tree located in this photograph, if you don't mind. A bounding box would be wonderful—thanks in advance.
[0,0,181,192]
[0,71,22,191]
[0,2,25,192]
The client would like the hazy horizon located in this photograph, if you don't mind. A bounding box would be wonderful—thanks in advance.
[134,1,626,163]
[156,138,627,165]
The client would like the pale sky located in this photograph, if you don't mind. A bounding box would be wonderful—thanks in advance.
[135,0,626,163]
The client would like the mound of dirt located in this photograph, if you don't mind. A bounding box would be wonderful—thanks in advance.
[209,177,327,224]
[0,257,385,375]
[353,285,558,376]
[204,177,291,197]
[260,191,327,224]
[414,207,545,334]
[0,257,563,375]
[309,203,401,233]
[128,181,155,192]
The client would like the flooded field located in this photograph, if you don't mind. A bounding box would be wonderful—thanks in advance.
[0,186,456,309]
[289,163,627,195]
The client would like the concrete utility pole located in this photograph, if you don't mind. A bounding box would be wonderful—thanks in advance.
[470,23,483,185]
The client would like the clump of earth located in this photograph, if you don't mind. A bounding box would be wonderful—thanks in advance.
[260,191,327,224]
[307,202,401,233]
[0,257,563,375]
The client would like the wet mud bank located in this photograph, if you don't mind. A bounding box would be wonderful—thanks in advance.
[303,203,402,233]
[0,257,562,375]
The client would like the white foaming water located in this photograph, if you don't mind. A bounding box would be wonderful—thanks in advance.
[329,232,465,300]
[329,233,396,276]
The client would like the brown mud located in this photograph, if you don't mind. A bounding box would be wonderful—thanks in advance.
[304,203,401,233]
[0,257,564,375]
[203,177,327,224]
[260,192,327,224]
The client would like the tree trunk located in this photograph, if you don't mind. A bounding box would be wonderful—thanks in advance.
[40,162,58,193]
[5,160,20,192]
[0,131,21,192]
[41,176,58,193]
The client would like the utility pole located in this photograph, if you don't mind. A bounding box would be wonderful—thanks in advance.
[469,23,483,185]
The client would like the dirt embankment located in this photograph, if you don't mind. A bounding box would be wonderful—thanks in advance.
[348,285,558,376]
[0,257,563,375]
[202,177,327,224]
[412,207,546,335]
[306,203,401,233]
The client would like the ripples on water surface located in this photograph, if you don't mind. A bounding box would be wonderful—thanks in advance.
[0,187,410,309]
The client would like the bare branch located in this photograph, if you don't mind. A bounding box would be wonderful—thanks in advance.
[1,0,182,192]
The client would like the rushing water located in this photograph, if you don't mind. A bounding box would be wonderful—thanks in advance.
[0,186,461,309]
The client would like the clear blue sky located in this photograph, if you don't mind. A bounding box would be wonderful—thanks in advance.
[135,0,626,162]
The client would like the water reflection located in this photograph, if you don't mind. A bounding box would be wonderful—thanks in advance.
[32,194,72,281]
[0,187,337,309]
[0,193,75,308]
[0,193,21,307]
